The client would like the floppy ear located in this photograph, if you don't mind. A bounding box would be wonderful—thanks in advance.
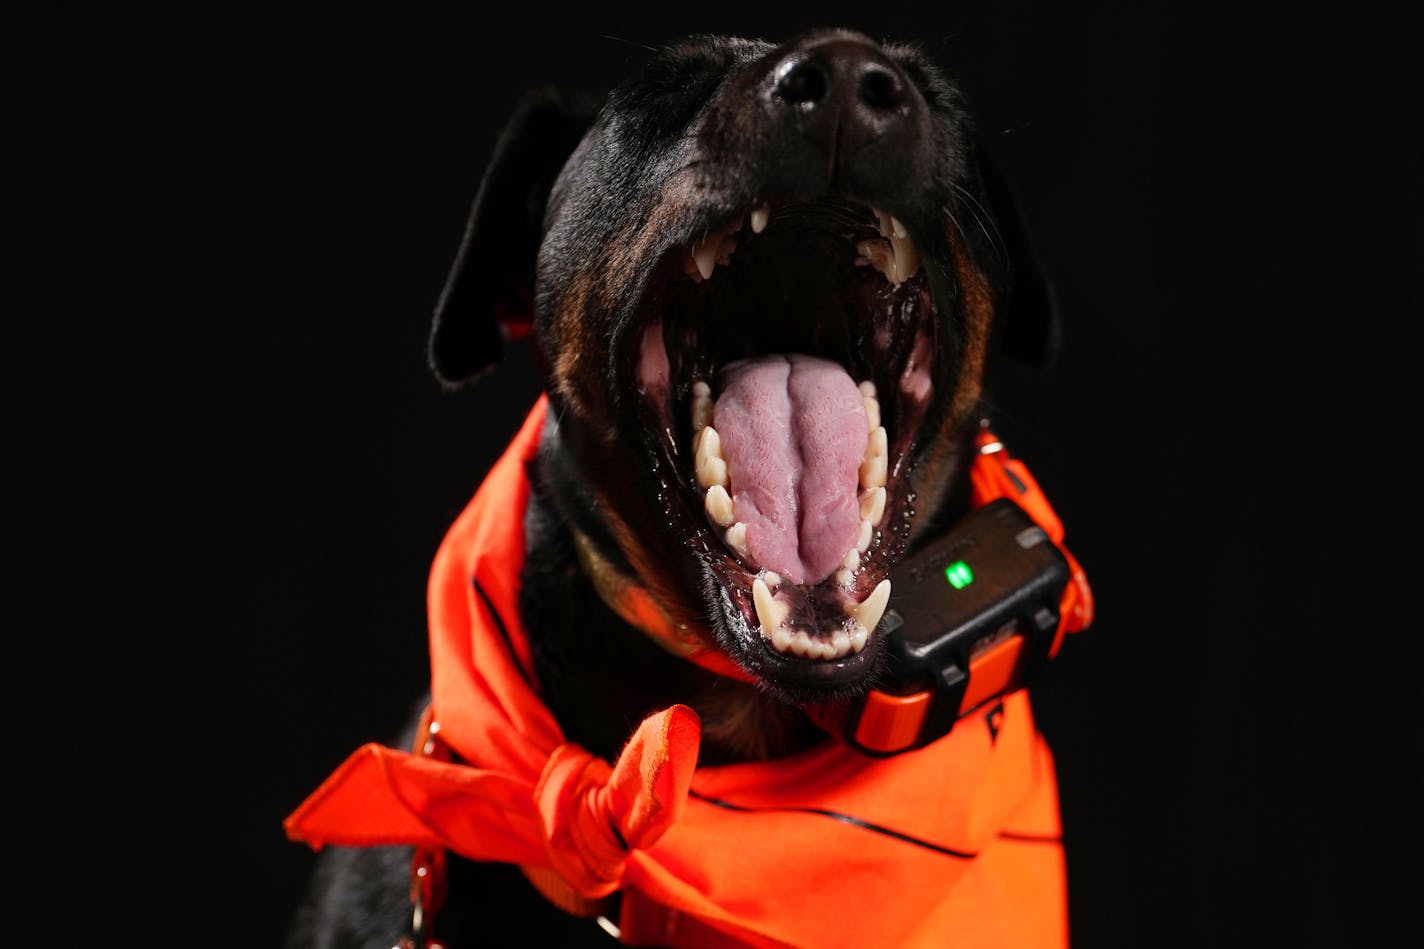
[970,132,1062,371]
[428,86,603,388]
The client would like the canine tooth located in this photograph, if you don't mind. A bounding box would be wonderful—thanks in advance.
[725,522,749,558]
[859,380,876,398]
[850,624,869,653]
[889,234,921,284]
[842,548,860,571]
[860,486,886,525]
[750,205,769,234]
[863,395,880,430]
[695,426,728,488]
[856,517,873,553]
[753,577,791,641]
[860,219,920,284]
[693,240,718,280]
[846,579,891,634]
[705,484,735,526]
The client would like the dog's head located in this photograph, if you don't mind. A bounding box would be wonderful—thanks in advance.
[430,30,1058,704]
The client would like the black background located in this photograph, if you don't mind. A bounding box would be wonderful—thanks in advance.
[17,3,1414,947]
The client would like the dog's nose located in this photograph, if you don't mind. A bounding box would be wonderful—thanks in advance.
[769,36,914,152]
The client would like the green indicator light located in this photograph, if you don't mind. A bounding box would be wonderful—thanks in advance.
[945,561,974,589]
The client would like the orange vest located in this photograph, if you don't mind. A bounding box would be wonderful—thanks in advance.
[286,395,1078,948]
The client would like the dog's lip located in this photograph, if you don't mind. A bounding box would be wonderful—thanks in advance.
[623,194,945,695]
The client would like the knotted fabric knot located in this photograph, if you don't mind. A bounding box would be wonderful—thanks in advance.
[534,704,701,899]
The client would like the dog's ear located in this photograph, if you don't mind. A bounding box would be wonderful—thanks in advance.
[428,86,603,388]
[970,132,1062,371]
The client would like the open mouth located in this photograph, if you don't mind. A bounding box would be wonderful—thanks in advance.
[627,197,945,695]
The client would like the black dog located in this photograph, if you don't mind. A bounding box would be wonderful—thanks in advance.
[286,28,1069,949]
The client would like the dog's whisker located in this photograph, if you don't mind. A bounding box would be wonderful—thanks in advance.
[952,183,1005,259]
[595,33,658,52]
[941,202,970,245]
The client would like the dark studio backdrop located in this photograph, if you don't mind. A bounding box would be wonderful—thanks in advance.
[16,2,1413,947]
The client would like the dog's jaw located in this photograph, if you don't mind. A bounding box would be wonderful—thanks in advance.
[621,198,974,700]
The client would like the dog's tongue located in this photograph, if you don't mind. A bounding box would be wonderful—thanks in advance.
[714,354,867,585]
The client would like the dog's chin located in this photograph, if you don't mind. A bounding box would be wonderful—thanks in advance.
[620,196,954,703]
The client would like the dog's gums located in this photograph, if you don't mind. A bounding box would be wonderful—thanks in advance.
[632,198,940,685]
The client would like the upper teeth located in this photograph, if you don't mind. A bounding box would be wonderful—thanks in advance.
[681,207,762,282]
[682,204,919,285]
[692,379,894,661]
[855,209,921,284]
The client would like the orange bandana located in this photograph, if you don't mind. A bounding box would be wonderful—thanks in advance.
[286,395,1073,948]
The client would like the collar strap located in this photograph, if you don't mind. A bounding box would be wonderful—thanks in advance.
[969,425,1094,648]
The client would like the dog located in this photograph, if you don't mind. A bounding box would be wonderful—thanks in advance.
[284,28,1081,949]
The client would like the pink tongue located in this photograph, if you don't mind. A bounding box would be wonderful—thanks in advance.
[714,354,867,585]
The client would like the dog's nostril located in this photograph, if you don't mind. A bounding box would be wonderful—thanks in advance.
[774,58,829,107]
[858,65,905,111]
